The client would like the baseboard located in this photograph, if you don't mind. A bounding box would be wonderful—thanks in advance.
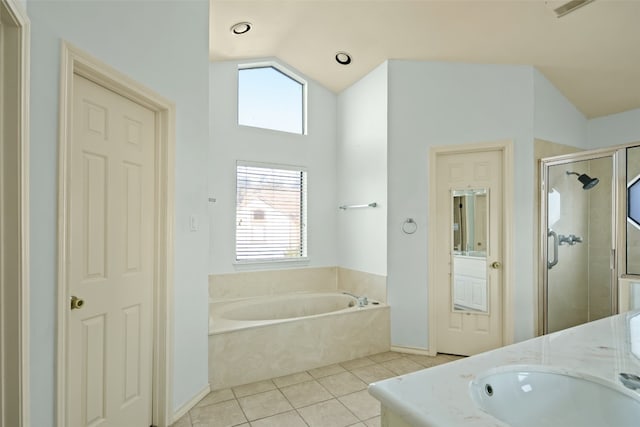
[391,345,436,357]
[172,384,211,423]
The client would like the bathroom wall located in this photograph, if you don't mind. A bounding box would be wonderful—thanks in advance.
[208,57,601,350]
[533,69,588,148]
[209,60,338,274]
[27,0,210,421]
[386,60,535,348]
[205,52,637,355]
[587,108,640,148]
[534,139,583,198]
[336,62,388,277]
[383,61,596,348]
[534,140,583,160]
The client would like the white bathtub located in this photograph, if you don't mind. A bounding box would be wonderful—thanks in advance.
[210,292,371,332]
[208,292,390,390]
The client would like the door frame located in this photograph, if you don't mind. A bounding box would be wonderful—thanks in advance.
[0,0,29,425]
[56,42,175,427]
[538,147,619,334]
[427,140,514,355]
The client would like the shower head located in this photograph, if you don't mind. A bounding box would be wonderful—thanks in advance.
[566,171,599,190]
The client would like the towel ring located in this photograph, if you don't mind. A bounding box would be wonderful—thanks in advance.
[402,218,417,234]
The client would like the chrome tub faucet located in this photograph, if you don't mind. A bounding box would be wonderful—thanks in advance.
[342,291,368,307]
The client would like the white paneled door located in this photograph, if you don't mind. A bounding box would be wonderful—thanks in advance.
[66,74,155,426]
[435,149,504,356]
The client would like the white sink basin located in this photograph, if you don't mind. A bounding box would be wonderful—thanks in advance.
[469,366,640,427]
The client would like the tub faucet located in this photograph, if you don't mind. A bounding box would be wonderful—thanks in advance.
[342,291,368,307]
[620,373,640,391]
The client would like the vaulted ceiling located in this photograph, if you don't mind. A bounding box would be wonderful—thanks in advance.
[210,0,640,118]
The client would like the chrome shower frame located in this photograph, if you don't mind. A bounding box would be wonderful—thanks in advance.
[538,147,621,335]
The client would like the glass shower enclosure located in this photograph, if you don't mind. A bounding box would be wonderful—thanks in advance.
[540,150,617,334]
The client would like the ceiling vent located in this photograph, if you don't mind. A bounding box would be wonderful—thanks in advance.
[548,0,596,17]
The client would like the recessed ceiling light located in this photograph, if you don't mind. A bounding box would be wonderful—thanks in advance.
[231,22,252,35]
[335,52,352,65]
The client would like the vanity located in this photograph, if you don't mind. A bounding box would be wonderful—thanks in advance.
[369,311,640,426]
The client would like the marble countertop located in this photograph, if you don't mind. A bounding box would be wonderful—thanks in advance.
[369,311,640,426]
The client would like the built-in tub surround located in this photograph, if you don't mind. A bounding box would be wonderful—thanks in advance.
[337,267,387,303]
[369,311,640,426]
[209,292,390,390]
[209,267,339,300]
[209,266,387,303]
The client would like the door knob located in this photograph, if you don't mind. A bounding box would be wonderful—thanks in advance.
[490,261,501,269]
[70,295,85,310]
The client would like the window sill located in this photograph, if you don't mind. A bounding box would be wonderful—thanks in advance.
[233,257,310,271]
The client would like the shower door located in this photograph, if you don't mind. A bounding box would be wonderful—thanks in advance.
[541,152,617,334]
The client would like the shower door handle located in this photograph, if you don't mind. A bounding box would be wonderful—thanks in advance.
[548,230,559,269]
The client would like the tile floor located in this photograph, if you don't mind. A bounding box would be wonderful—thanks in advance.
[171,351,463,427]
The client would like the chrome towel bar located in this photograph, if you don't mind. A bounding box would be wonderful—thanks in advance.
[339,202,377,210]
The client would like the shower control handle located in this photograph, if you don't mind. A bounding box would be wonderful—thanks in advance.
[490,261,501,270]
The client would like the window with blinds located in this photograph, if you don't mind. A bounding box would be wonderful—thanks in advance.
[236,162,307,261]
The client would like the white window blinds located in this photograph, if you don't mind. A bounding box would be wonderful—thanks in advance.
[236,162,307,261]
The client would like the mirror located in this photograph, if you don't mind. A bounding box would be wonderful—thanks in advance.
[453,189,488,256]
[451,188,489,313]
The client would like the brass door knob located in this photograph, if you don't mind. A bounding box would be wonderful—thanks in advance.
[490,261,502,269]
[70,295,85,310]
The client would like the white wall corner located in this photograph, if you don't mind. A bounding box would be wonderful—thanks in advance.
[172,384,210,424]
[532,68,588,149]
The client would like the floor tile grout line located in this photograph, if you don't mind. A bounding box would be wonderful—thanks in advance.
[232,379,277,400]
[178,352,464,427]
[272,377,312,427]
[240,388,294,424]
[280,373,337,404]
[336,396,367,423]
[277,369,343,427]
[232,393,251,426]
[291,406,313,427]
[337,388,383,421]
[339,362,382,422]
[279,365,371,426]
